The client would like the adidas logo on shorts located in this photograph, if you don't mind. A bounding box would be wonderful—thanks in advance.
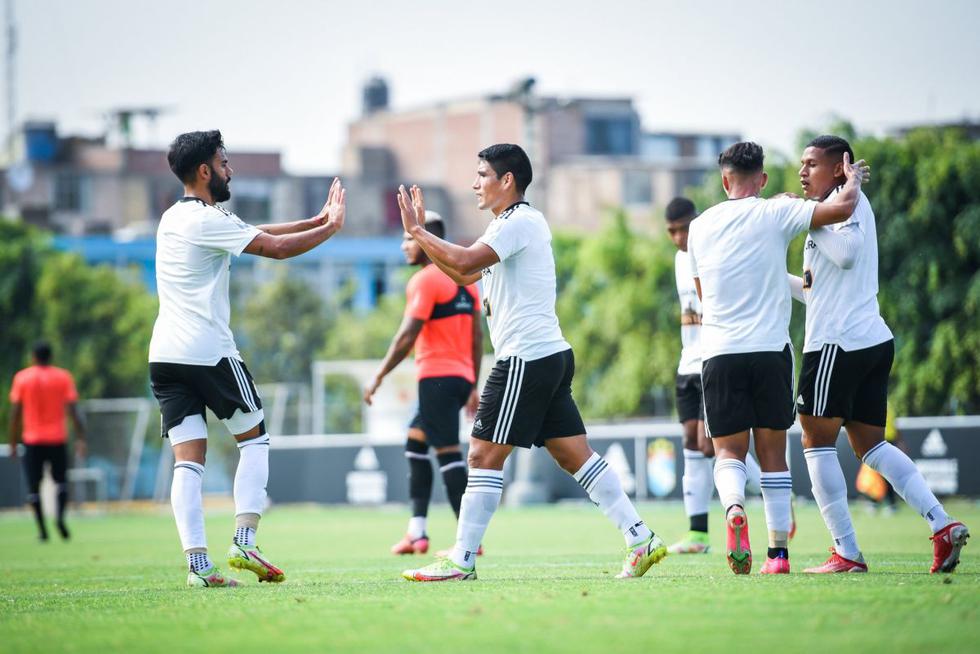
[797,394,804,405]
[474,419,483,430]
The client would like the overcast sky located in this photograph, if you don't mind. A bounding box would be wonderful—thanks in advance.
[16,0,980,173]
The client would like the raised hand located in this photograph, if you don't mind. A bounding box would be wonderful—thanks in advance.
[397,184,426,234]
[316,177,346,230]
[842,152,871,185]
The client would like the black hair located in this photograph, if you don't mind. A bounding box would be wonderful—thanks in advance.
[167,130,225,184]
[806,135,855,168]
[665,197,697,222]
[718,141,764,174]
[477,143,533,193]
[425,219,446,240]
[33,340,52,365]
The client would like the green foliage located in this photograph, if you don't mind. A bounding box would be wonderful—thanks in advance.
[554,210,678,418]
[237,270,332,383]
[36,253,157,400]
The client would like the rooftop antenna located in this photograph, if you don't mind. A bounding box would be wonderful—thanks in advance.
[104,106,169,148]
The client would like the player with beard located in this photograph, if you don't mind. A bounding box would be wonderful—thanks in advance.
[789,135,969,574]
[364,211,482,556]
[150,130,346,587]
[399,144,666,582]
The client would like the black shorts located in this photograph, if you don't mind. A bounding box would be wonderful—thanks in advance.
[702,345,795,438]
[472,349,586,449]
[409,376,473,448]
[675,374,704,423]
[149,357,263,437]
[798,339,894,427]
[22,444,68,493]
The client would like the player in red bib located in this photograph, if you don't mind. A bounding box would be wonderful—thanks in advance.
[364,212,482,555]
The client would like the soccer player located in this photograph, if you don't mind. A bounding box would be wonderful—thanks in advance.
[150,130,346,587]
[363,211,482,555]
[688,141,868,574]
[399,144,666,581]
[789,135,969,574]
[8,341,87,542]
[663,198,764,555]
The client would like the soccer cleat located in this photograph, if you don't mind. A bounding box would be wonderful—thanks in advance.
[803,548,868,573]
[930,521,970,573]
[668,531,711,554]
[435,544,484,558]
[726,506,752,575]
[187,566,240,588]
[391,534,430,555]
[760,552,790,574]
[402,557,476,582]
[227,543,285,583]
[616,534,668,578]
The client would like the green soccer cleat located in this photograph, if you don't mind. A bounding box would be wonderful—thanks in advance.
[668,531,711,554]
[402,557,477,582]
[187,565,240,588]
[617,534,668,578]
[228,543,286,583]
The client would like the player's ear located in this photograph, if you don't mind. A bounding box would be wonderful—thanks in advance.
[198,163,211,181]
[759,171,769,190]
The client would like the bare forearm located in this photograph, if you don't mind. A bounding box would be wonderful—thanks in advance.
[411,227,481,277]
[257,217,319,236]
[258,222,340,259]
[377,333,416,380]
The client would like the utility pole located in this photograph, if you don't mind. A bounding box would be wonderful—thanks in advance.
[5,0,16,161]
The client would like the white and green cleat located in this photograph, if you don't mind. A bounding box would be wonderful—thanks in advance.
[668,531,711,554]
[617,534,668,578]
[402,557,477,582]
[187,565,240,588]
[227,543,286,583]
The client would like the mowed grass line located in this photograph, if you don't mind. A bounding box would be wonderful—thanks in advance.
[1,501,978,654]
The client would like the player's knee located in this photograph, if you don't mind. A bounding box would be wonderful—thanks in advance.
[405,438,429,459]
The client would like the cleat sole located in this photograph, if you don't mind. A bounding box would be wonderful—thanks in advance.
[228,556,285,583]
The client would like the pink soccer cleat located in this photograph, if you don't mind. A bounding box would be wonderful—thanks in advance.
[726,506,752,575]
[760,553,791,574]
[804,549,868,573]
[930,522,970,573]
[391,534,430,555]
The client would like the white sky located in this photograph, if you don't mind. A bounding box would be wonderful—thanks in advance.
[17,0,980,173]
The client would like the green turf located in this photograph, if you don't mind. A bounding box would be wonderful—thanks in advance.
[1,500,977,653]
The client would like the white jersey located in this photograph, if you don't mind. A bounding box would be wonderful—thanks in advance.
[802,190,893,352]
[476,202,571,361]
[674,249,702,375]
[149,198,261,365]
[688,196,817,360]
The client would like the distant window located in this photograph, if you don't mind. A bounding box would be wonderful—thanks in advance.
[641,135,679,162]
[304,178,334,218]
[622,170,652,206]
[230,178,272,223]
[54,172,86,211]
[585,117,635,155]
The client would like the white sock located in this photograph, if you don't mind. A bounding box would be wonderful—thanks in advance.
[574,453,652,547]
[171,461,206,551]
[407,516,427,540]
[805,447,860,558]
[714,458,747,513]
[682,449,712,519]
[863,441,951,532]
[186,549,214,573]
[760,471,793,547]
[449,469,503,569]
[745,453,762,495]
[234,434,270,519]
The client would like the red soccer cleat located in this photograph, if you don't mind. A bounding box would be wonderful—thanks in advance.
[726,506,752,575]
[391,534,430,555]
[930,522,970,573]
[803,548,868,573]
[760,554,791,574]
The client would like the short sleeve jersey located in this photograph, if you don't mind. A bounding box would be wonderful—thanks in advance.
[405,264,479,382]
[148,198,261,365]
[802,190,893,352]
[10,365,78,445]
[674,250,702,375]
[688,196,816,359]
[476,202,571,361]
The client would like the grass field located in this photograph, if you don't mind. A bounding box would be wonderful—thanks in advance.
[1,499,978,654]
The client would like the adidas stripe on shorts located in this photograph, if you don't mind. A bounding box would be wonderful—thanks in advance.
[471,348,586,448]
[150,357,263,437]
[797,339,893,427]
